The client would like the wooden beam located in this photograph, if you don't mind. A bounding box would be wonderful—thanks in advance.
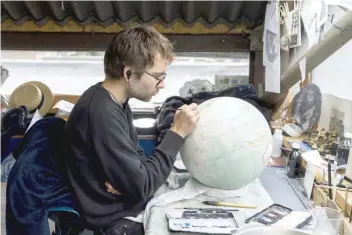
[261,10,352,105]
[252,51,265,98]
[1,32,249,52]
[1,19,250,35]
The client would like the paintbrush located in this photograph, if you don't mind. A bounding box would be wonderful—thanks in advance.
[202,201,257,209]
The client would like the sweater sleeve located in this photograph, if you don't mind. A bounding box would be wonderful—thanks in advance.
[90,104,184,203]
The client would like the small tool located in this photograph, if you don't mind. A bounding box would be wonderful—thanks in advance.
[178,208,239,212]
[202,201,257,209]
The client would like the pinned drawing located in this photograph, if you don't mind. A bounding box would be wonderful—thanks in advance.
[288,1,302,48]
[263,0,281,93]
[301,0,328,49]
[265,30,280,63]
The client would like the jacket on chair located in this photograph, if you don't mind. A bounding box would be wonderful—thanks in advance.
[6,117,79,235]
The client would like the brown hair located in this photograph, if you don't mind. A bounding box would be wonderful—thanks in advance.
[104,25,173,79]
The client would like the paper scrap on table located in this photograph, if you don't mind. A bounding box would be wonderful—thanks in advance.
[299,57,307,82]
[53,100,75,113]
[301,150,328,169]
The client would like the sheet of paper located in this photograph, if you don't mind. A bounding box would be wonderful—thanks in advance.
[263,0,281,93]
[264,0,279,34]
[263,0,280,66]
[53,100,74,113]
[288,9,302,48]
[301,150,328,169]
[265,66,280,93]
[303,162,316,199]
[280,3,290,51]
[318,0,328,28]
[331,0,352,10]
[301,0,318,49]
[174,160,186,170]
[299,57,307,82]
[25,109,43,133]
[301,0,328,49]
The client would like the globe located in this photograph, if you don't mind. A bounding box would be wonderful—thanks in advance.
[180,97,272,190]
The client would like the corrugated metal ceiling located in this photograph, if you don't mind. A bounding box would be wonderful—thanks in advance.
[1,1,267,29]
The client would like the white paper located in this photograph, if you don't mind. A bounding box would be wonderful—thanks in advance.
[174,160,186,170]
[265,66,280,93]
[301,0,328,49]
[318,0,328,28]
[25,109,43,133]
[53,100,74,113]
[263,0,280,66]
[303,162,316,199]
[263,0,281,93]
[301,150,328,169]
[330,0,352,11]
[264,0,279,34]
[299,57,307,82]
[301,0,318,48]
[280,3,290,51]
[288,9,302,48]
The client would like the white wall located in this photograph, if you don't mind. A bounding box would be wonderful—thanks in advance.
[312,6,352,133]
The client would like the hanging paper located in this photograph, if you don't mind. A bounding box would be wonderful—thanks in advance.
[263,0,281,93]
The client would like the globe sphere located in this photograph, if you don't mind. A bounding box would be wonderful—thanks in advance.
[180,97,272,190]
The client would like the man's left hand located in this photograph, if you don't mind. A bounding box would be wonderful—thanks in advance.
[105,181,122,195]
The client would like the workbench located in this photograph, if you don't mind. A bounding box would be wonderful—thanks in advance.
[142,166,309,235]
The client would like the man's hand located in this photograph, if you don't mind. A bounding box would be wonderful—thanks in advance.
[105,181,122,195]
[170,103,200,138]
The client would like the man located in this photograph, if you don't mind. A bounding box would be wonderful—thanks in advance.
[64,25,200,235]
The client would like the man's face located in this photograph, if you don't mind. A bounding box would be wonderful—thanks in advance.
[129,53,167,102]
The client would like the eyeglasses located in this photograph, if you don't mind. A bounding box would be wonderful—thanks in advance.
[144,71,166,86]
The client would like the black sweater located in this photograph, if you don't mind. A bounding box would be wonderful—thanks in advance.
[64,83,184,230]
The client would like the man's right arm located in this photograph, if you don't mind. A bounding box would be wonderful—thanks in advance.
[90,105,184,204]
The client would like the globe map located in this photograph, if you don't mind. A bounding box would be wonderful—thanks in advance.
[180,97,272,190]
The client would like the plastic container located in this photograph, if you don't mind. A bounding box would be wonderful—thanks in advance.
[311,207,343,235]
[272,129,283,158]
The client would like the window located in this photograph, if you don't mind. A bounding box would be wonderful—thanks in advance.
[1,51,249,110]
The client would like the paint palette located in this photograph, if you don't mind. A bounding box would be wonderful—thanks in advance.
[167,208,239,234]
[245,204,312,229]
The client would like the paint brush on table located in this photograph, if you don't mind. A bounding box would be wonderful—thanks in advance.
[202,201,257,209]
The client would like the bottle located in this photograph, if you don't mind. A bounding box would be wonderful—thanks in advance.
[286,143,301,178]
[336,132,352,166]
[272,129,283,158]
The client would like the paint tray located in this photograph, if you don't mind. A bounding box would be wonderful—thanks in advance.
[167,208,239,234]
[245,204,312,229]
